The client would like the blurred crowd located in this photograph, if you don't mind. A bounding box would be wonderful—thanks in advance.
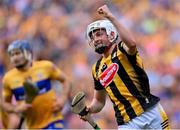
[0,0,179,129]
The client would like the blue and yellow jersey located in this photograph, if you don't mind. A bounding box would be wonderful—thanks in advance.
[2,60,64,129]
[92,42,160,125]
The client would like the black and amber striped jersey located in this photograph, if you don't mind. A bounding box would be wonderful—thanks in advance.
[92,42,160,125]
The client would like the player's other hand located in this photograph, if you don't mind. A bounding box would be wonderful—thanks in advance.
[52,96,64,113]
[97,4,114,18]
[79,107,90,122]
[14,102,32,114]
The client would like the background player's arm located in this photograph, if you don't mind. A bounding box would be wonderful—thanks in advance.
[50,62,72,112]
[56,70,71,97]
[2,78,31,113]
[88,89,106,113]
[53,71,71,112]
[98,5,137,55]
[1,80,30,129]
[2,81,15,113]
[2,95,32,114]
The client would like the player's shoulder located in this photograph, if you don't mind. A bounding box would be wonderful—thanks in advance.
[92,57,103,72]
[34,60,54,67]
[92,62,97,71]
[3,68,17,81]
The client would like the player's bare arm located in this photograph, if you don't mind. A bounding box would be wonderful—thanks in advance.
[2,97,31,114]
[79,89,106,123]
[88,89,106,113]
[0,95,2,108]
[97,5,137,54]
[1,101,15,113]
[52,71,71,112]
[2,81,32,114]
[1,92,15,113]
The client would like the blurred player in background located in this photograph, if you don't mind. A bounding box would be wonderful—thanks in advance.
[1,40,71,129]
[82,4,170,129]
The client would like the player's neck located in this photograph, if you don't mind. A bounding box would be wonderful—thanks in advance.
[102,43,116,58]
[18,61,33,71]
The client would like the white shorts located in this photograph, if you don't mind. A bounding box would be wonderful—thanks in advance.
[118,103,169,130]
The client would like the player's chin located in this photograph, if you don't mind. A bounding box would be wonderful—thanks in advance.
[14,62,24,68]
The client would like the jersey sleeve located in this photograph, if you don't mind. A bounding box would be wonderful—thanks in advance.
[46,61,61,80]
[92,64,104,90]
[118,41,137,56]
[2,75,12,101]
[118,41,144,68]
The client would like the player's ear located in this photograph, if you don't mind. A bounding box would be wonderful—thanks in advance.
[23,50,32,61]
[108,31,115,41]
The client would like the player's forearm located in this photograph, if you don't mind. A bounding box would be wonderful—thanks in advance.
[89,98,105,113]
[107,14,136,50]
[61,80,72,102]
[2,102,16,113]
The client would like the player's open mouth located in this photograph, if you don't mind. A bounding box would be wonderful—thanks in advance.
[95,43,104,48]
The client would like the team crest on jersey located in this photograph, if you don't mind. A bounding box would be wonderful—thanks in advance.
[99,63,119,87]
[37,72,43,79]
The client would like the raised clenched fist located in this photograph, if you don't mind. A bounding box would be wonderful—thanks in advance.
[97,4,113,18]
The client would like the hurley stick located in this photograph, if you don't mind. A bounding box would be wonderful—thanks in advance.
[71,91,100,129]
